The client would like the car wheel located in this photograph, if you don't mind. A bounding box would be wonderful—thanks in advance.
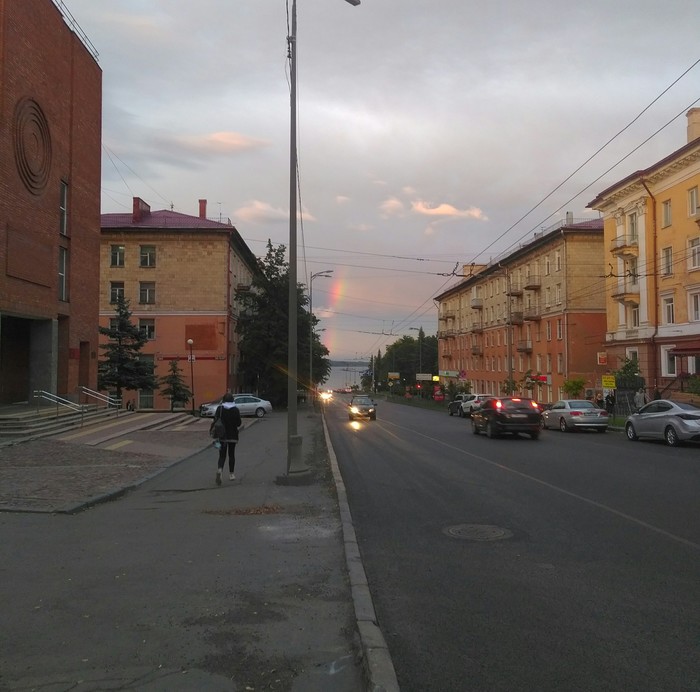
[540,416,547,430]
[559,417,568,433]
[458,408,464,418]
[255,407,266,418]
[448,408,454,416]
[665,425,681,447]
[529,431,540,440]
[472,420,479,435]
[596,427,606,433]
[486,421,497,439]
[625,422,638,441]
[370,414,376,421]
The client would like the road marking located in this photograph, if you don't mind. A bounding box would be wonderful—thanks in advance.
[104,439,133,450]
[378,419,700,552]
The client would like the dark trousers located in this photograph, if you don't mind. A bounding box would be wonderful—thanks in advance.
[217,441,237,472]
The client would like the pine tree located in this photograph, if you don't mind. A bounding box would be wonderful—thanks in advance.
[98,296,159,401]
[159,360,192,411]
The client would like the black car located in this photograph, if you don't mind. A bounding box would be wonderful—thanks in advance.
[471,396,541,439]
[348,395,377,421]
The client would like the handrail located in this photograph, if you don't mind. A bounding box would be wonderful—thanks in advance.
[33,390,86,426]
[80,387,122,415]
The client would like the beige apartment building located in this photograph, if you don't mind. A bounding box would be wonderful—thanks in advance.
[100,198,258,410]
[435,216,606,403]
[587,109,700,395]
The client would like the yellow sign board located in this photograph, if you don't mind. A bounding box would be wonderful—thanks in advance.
[601,375,616,389]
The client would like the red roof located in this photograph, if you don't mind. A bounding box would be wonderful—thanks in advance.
[101,209,233,230]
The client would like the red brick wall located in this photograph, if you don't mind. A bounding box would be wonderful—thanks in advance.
[0,0,102,397]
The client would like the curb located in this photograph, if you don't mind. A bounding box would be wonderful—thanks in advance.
[322,414,400,692]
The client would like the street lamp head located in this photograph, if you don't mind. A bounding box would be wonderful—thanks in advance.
[345,0,361,5]
[187,339,193,346]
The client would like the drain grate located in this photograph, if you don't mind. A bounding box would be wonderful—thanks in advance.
[442,524,514,542]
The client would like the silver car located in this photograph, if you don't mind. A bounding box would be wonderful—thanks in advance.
[541,399,609,433]
[199,393,271,418]
[625,399,700,447]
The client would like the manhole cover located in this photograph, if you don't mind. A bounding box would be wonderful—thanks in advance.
[442,524,514,541]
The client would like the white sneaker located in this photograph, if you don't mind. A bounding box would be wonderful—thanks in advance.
[215,470,222,486]
[229,473,236,481]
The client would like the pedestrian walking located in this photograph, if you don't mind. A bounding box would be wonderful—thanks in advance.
[633,387,648,411]
[213,393,242,485]
[595,391,604,409]
[604,390,616,415]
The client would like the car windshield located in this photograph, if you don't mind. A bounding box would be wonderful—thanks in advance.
[353,398,372,405]
[500,399,533,410]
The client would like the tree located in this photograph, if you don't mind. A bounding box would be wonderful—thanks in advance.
[235,241,331,406]
[159,360,192,411]
[98,296,159,400]
[562,377,586,398]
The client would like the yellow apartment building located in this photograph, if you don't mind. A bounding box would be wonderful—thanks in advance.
[100,198,258,410]
[435,216,607,403]
[588,108,700,395]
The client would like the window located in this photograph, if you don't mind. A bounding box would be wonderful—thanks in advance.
[661,247,673,276]
[555,251,561,272]
[139,282,156,304]
[546,321,552,341]
[536,354,542,372]
[555,283,562,304]
[139,319,156,340]
[628,212,638,242]
[689,237,700,270]
[627,258,639,285]
[556,319,562,340]
[545,256,551,276]
[110,281,124,303]
[545,287,551,307]
[661,346,677,377]
[630,305,640,328]
[59,181,68,235]
[690,292,700,322]
[557,353,563,374]
[140,245,156,267]
[546,354,552,372]
[662,200,672,227]
[111,245,125,267]
[662,296,675,324]
[58,247,68,301]
[689,186,699,216]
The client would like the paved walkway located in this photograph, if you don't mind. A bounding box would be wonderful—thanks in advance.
[0,408,399,691]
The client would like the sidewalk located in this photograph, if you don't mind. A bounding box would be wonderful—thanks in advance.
[0,407,398,691]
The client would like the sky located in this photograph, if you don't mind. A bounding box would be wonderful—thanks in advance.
[64,0,700,362]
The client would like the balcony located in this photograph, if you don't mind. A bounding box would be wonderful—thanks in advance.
[471,322,483,333]
[506,281,523,296]
[445,329,456,338]
[471,345,483,355]
[470,297,483,310]
[510,311,524,325]
[516,340,533,353]
[611,283,640,305]
[523,274,541,290]
[610,235,639,258]
[523,306,541,321]
[441,309,455,319]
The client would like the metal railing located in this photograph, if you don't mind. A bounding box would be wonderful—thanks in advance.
[80,387,122,415]
[33,390,86,425]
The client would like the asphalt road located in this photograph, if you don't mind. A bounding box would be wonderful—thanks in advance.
[324,394,700,692]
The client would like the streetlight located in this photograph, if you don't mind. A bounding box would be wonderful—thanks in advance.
[186,338,195,415]
[286,0,360,478]
[309,270,333,400]
[409,327,423,373]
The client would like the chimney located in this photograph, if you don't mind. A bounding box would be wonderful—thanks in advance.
[687,108,700,143]
[565,211,573,225]
[132,197,151,223]
[199,199,207,219]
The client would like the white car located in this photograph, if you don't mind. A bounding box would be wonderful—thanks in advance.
[200,394,272,418]
[460,394,490,417]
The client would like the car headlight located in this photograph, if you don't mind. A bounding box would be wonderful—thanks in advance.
[350,406,359,414]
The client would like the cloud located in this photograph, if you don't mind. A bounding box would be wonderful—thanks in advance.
[411,201,488,221]
[336,195,350,205]
[379,197,405,218]
[173,131,268,155]
[234,200,315,224]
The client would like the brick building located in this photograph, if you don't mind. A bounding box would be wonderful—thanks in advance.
[100,198,259,410]
[0,0,102,404]
[435,216,607,403]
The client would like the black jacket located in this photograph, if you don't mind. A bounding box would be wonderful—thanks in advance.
[216,403,242,441]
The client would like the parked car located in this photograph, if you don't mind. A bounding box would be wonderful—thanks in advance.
[348,395,377,421]
[199,394,272,418]
[447,394,470,416]
[460,394,490,418]
[471,397,541,439]
[541,399,609,433]
[625,399,700,447]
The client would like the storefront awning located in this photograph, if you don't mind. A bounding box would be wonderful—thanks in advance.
[669,340,700,357]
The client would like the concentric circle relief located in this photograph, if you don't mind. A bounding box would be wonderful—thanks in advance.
[14,98,52,195]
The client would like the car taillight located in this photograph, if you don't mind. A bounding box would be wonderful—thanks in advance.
[600,411,609,417]
[570,411,582,416]
[530,400,539,409]
[677,414,700,421]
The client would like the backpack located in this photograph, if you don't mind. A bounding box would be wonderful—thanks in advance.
[209,408,226,439]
